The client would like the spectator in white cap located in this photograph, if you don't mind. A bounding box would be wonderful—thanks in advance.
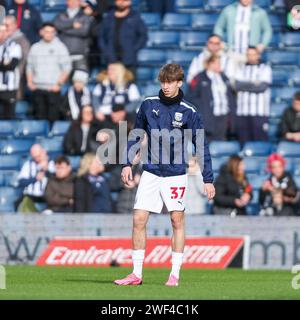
[63,69,91,120]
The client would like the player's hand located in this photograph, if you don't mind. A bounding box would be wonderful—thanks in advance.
[121,166,133,187]
[204,183,215,200]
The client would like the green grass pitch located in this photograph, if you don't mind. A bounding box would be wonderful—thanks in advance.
[0,266,299,300]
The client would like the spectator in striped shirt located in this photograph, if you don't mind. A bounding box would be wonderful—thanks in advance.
[186,55,236,142]
[17,144,55,212]
[232,46,272,144]
[0,23,22,119]
[214,0,272,64]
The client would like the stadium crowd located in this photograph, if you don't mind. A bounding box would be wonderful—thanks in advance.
[0,0,300,215]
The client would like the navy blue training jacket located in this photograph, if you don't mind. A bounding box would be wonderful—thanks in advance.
[125,94,214,183]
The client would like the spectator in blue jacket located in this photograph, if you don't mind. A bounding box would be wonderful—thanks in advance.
[8,0,43,44]
[98,0,148,73]
[186,55,236,142]
[74,153,112,213]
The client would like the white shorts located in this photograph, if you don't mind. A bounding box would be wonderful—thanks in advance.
[134,170,188,213]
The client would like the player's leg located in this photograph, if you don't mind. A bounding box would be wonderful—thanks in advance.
[166,210,185,286]
[160,174,188,286]
[114,171,163,285]
[132,209,150,278]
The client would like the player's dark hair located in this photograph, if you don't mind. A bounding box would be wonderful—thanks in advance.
[55,155,70,166]
[294,91,300,101]
[158,63,184,83]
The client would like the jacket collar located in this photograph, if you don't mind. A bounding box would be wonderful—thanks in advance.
[159,89,184,106]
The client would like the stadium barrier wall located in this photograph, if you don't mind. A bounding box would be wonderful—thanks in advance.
[0,214,299,269]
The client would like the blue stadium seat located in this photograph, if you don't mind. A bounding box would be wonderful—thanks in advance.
[270,102,288,118]
[162,13,191,30]
[3,170,20,188]
[180,31,209,49]
[205,0,233,11]
[15,101,30,119]
[277,141,300,157]
[266,51,299,66]
[269,14,285,31]
[293,159,300,175]
[280,32,300,47]
[136,67,154,83]
[269,32,280,48]
[15,120,49,138]
[285,157,294,173]
[255,0,271,9]
[175,0,204,12]
[273,0,285,11]
[38,136,64,155]
[191,13,219,30]
[295,176,300,188]
[250,174,270,190]
[290,70,300,86]
[166,50,198,66]
[138,49,166,66]
[43,0,66,11]
[141,83,161,97]
[0,187,19,212]
[209,141,240,157]
[49,121,71,137]
[246,203,260,216]
[272,69,289,86]
[29,0,41,8]
[242,142,274,157]
[41,11,57,22]
[69,156,81,172]
[275,87,300,102]
[244,157,265,174]
[0,171,5,186]
[268,122,280,142]
[147,31,180,48]
[0,155,21,170]
[0,120,19,138]
[141,13,161,29]
[211,156,228,173]
[0,139,34,155]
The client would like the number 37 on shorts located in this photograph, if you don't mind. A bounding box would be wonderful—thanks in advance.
[170,187,186,199]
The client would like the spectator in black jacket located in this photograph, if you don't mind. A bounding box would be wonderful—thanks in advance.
[186,55,236,142]
[54,0,94,71]
[8,0,42,44]
[74,153,112,213]
[44,156,74,213]
[214,155,252,216]
[63,105,102,155]
[259,153,299,216]
[98,0,148,73]
[280,91,300,142]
